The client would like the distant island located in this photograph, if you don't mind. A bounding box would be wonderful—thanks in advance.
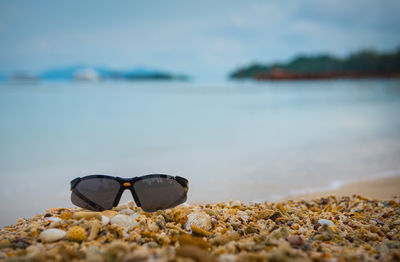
[5,65,189,82]
[230,47,400,80]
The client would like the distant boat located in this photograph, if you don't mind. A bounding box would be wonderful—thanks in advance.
[73,68,100,81]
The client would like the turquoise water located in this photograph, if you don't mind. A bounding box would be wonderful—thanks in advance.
[1,79,400,226]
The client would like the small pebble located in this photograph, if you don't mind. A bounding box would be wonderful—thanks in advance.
[66,226,87,242]
[286,235,303,247]
[73,212,102,221]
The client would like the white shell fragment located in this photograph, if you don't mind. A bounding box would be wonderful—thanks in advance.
[318,219,335,226]
[39,228,66,242]
[185,211,212,231]
[119,209,135,215]
[110,214,138,229]
[45,217,61,223]
[231,200,242,208]
[101,215,110,226]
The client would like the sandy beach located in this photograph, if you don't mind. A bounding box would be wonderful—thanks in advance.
[0,176,399,261]
[287,175,400,201]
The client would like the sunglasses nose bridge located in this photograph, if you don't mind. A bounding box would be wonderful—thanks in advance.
[116,177,136,186]
[122,182,132,187]
[112,185,132,207]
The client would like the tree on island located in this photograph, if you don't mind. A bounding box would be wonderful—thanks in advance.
[230,47,400,80]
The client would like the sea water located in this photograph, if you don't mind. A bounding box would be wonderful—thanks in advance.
[1,79,400,226]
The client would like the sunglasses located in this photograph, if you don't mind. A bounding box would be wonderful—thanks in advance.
[70,174,188,212]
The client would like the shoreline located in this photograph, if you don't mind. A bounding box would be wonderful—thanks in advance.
[286,175,400,201]
[254,71,400,81]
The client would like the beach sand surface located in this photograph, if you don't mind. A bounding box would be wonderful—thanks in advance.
[1,194,400,261]
[287,175,400,200]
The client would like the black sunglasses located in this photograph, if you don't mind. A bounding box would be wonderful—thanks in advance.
[70,174,188,212]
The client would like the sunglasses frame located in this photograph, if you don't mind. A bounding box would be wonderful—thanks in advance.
[70,174,188,211]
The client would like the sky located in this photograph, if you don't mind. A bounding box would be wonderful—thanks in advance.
[0,0,400,80]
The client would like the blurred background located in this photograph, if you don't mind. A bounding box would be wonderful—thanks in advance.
[1,0,400,226]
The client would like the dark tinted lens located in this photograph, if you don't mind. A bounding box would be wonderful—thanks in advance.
[71,177,121,210]
[71,191,95,210]
[133,176,187,212]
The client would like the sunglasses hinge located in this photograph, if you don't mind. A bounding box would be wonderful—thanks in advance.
[70,177,81,190]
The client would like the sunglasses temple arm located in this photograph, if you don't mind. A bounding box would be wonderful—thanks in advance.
[73,189,106,211]
[175,176,188,188]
